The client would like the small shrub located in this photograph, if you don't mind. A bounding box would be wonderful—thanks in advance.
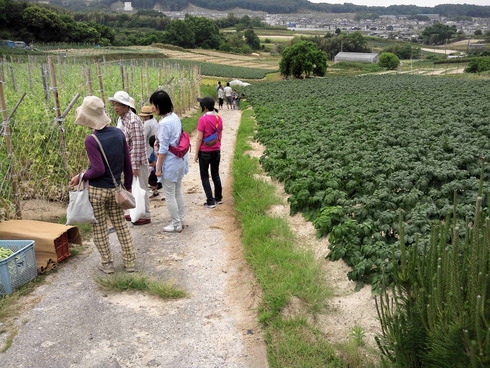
[378,52,400,70]
[465,56,490,73]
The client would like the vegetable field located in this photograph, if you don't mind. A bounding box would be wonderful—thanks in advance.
[0,57,200,219]
[246,75,490,290]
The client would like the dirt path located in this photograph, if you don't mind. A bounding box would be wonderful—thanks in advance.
[1,108,269,368]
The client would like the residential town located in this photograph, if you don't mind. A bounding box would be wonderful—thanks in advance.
[115,2,489,42]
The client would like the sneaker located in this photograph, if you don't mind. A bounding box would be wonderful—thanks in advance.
[125,215,131,221]
[124,265,136,273]
[204,202,216,209]
[132,218,151,225]
[97,262,115,274]
[149,192,160,199]
[163,224,183,233]
[215,200,223,205]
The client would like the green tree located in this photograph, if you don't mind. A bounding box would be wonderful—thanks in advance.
[383,43,421,59]
[244,29,260,50]
[163,19,195,48]
[474,29,482,36]
[279,40,328,78]
[465,57,490,73]
[378,52,400,69]
[484,30,490,43]
[318,31,369,60]
[184,15,221,49]
[421,22,457,45]
[21,6,65,42]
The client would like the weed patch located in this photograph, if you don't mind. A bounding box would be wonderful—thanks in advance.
[95,273,186,300]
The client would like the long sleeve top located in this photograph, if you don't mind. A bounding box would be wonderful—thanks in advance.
[84,127,133,190]
[119,110,146,170]
[157,112,188,182]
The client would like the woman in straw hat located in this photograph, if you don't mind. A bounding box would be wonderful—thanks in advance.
[69,96,136,273]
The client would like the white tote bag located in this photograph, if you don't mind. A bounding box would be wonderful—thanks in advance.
[129,177,146,222]
[66,176,97,225]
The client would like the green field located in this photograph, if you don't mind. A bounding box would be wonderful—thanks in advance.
[246,75,490,291]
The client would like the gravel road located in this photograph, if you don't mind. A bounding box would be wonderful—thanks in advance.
[1,108,268,368]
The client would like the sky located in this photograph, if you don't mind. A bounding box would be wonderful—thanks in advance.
[308,0,490,7]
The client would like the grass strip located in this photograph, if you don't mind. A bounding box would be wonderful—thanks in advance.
[95,273,186,300]
[232,106,344,367]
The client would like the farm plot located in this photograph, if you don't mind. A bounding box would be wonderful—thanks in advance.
[246,75,490,291]
[0,58,199,219]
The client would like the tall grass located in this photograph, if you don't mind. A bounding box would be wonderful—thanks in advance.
[233,106,344,367]
[376,175,490,367]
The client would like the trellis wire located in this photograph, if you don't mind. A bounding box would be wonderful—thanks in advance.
[0,56,201,220]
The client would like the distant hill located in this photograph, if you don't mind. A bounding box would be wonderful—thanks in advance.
[30,0,490,17]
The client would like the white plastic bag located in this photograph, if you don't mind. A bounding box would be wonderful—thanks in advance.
[66,178,96,225]
[129,177,146,222]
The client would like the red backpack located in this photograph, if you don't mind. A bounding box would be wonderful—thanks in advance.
[168,130,191,158]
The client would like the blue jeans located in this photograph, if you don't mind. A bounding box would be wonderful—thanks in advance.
[198,150,222,205]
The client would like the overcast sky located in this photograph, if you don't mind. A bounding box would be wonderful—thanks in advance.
[308,0,490,7]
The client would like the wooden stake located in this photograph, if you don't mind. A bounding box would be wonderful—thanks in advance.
[86,67,93,96]
[145,61,150,98]
[96,63,106,104]
[27,56,33,91]
[48,56,69,173]
[0,69,22,218]
[120,62,125,91]
[140,65,144,102]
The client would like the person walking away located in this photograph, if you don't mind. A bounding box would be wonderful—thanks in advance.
[151,90,188,233]
[217,84,224,110]
[109,91,151,225]
[223,82,233,110]
[69,96,136,273]
[194,96,223,209]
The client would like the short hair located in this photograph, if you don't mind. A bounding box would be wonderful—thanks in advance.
[149,135,156,147]
[149,90,173,115]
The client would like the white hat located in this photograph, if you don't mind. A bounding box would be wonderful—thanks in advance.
[74,96,110,130]
[108,91,135,109]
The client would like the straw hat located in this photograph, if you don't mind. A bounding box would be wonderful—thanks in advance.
[108,91,135,109]
[74,96,110,130]
[139,105,153,117]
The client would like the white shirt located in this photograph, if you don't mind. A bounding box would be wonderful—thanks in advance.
[224,86,232,97]
[143,117,159,159]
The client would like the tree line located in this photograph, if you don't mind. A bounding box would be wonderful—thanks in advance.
[47,0,490,18]
[0,0,263,51]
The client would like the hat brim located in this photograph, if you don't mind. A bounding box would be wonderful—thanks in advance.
[74,106,111,130]
[108,97,135,110]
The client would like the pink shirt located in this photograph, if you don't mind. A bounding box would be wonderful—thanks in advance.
[197,113,223,152]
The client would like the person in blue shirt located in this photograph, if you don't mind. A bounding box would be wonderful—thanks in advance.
[147,135,162,199]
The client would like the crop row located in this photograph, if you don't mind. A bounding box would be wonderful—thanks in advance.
[165,59,276,79]
[246,75,490,291]
[0,58,199,218]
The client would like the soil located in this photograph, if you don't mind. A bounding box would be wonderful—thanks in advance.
[1,107,380,367]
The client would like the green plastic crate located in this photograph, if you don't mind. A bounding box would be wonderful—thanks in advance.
[0,240,37,295]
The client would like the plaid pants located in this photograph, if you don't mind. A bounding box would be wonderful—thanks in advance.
[89,186,135,268]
